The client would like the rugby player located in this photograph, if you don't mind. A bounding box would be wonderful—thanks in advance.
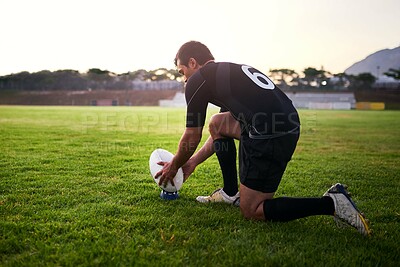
[156,41,370,235]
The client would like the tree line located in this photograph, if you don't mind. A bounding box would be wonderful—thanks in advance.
[0,68,181,91]
[0,67,399,91]
[269,67,400,90]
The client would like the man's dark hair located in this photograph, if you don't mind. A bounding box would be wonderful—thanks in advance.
[174,41,215,67]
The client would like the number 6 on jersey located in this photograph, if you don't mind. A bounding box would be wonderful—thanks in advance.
[241,65,275,90]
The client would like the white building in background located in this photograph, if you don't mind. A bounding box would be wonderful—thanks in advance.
[132,80,183,90]
[285,92,356,110]
[373,76,400,89]
[159,92,186,107]
[160,92,356,110]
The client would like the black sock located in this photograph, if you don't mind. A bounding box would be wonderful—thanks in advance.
[213,138,238,197]
[263,196,334,222]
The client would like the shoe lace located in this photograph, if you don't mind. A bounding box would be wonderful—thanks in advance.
[210,188,222,196]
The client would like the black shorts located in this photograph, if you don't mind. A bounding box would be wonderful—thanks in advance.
[239,130,299,193]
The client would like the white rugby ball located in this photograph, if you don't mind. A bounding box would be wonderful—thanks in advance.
[149,148,183,192]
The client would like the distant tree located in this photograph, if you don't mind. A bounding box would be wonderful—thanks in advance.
[348,72,376,90]
[54,70,86,90]
[302,67,329,88]
[12,71,31,90]
[269,69,298,89]
[87,68,114,76]
[143,68,182,81]
[330,73,351,90]
[384,68,400,80]
[118,69,147,80]
[86,68,115,89]
[33,70,54,90]
[129,69,147,80]
[166,69,182,81]
[145,68,169,81]
[358,73,376,86]
[116,71,136,89]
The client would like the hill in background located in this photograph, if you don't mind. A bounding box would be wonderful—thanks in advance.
[345,46,400,77]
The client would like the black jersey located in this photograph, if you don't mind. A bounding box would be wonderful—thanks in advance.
[185,62,300,136]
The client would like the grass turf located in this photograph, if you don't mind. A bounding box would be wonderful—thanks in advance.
[0,106,399,266]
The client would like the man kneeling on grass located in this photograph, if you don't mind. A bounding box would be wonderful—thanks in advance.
[156,41,371,235]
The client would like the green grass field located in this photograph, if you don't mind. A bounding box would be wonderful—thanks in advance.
[1,106,399,266]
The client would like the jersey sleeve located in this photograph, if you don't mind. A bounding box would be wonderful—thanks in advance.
[219,107,228,113]
[185,72,209,128]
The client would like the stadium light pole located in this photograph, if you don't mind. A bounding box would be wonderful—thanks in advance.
[377,65,380,79]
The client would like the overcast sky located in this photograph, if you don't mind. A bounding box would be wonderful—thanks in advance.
[1,0,399,76]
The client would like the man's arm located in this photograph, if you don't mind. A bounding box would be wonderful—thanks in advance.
[171,127,203,170]
[188,135,214,165]
[183,111,241,180]
[180,135,214,180]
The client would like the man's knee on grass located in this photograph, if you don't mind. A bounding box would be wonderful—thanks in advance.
[240,201,266,221]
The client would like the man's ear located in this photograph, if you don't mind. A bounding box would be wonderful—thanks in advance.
[188,58,198,68]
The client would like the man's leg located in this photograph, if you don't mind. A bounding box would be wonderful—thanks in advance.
[196,112,241,203]
[240,183,371,235]
[239,183,274,220]
[239,132,335,221]
[239,183,334,221]
[213,138,237,196]
[238,137,370,235]
[209,113,240,196]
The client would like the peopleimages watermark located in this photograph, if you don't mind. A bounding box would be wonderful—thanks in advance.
[186,111,317,136]
[80,111,185,134]
[82,141,172,153]
[82,110,317,135]
[80,110,317,152]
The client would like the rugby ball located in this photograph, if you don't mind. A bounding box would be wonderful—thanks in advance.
[149,149,184,192]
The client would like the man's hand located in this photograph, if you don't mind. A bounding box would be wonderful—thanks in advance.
[155,126,202,187]
[155,161,178,187]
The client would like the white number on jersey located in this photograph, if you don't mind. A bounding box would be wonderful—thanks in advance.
[241,65,275,90]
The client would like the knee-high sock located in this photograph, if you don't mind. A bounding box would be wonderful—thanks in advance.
[213,138,238,196]
[263,196,334,222]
